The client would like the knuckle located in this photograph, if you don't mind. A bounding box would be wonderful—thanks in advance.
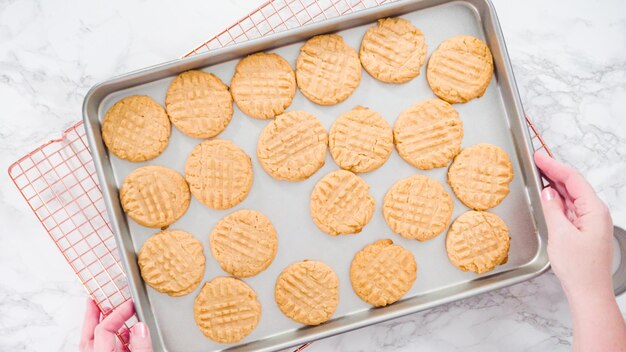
[94,324,106,338]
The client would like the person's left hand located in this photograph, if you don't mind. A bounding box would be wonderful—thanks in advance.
[80,298,153,352]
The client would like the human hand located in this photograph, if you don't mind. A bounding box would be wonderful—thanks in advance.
[534,152,614,299]
[80,298,153,352]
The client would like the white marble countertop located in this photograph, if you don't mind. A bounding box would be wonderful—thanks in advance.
[1,0,624,351]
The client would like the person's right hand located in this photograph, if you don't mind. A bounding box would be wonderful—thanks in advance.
[534,152,614,299]
[80,298,153,352]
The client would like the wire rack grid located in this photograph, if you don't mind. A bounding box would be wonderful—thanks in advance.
[7,0,552,350]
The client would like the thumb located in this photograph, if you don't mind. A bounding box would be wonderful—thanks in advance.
[541,187,575,236]
[129,322,153,352]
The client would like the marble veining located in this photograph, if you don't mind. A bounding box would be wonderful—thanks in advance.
[0,0,624,351]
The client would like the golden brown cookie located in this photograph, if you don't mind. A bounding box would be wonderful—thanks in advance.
[165,70,233,138]
[394,99,463,170]
[210,209,278,278]
[231,52,296,119]
[194,277,261,343]
[359,17,427,83]
[350,239,417,307]
[120,166,190,228]
[257,110,328,181]
[329,106,393,173]
[426,35,493,103]
[102,95,170,162]
[310,170,375,235]
[296,34,361,105]
[447,143,513,210]
[138,230,205,296]
[274,261,339,325]
[446,211,510,274]
[383,174,453,241]
[185,139,253,210]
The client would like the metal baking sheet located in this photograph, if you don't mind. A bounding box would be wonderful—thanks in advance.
[83,0,550,351]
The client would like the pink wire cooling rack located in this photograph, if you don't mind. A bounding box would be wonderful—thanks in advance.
[7,0,552,350]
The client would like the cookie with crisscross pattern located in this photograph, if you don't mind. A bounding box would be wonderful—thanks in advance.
[296,34,361,105]
[102,95,170,162]
[194,277,261,343]
[138,229,205,296]
[447,143,513,210]
[257,110,327,181]
[165,70,233,138]
[394,99,463,170]
[185,139,253,210]
[231,52,296,119]
[310,170,375,235]
[426,35,493,104]
[446,211,510,274]
[210,209,278,278]
[274,260,339,325]
[120,165,190,228]
[329,106,393,173]
[383,174,453,241]
[359,17,427,83]
[350,239,417,307]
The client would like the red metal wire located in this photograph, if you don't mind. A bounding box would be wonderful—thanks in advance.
[8,121,136,351]
[7,1,552,350]
[182,0,391,57]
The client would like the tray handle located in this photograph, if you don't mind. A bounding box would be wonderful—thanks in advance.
[613,226,626,296]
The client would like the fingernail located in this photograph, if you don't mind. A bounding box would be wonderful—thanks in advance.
[542,187,557,201]
[133,322,148,338]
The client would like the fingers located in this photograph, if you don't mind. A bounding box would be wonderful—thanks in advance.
[534,152,611,231]
[540,187,576,236]
[130,322,153,352]
[80,298,101,351]
[94,300,135,352]
[534,152,599,204]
